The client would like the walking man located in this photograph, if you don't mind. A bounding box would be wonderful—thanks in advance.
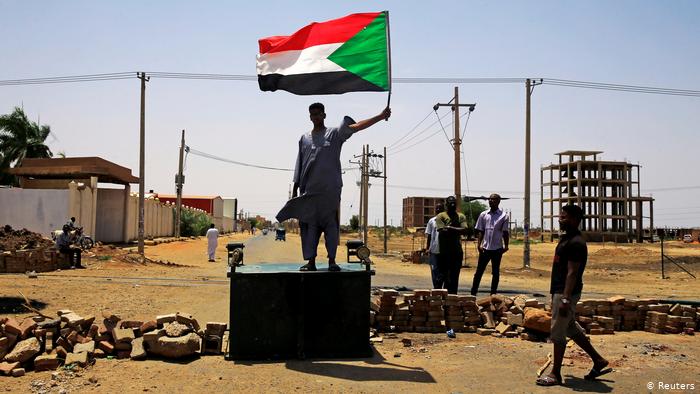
[435,196,468,294]
[535,204,610,386]
[425,202,445,289]
[471,193,509,296]
[206,223,219,262]
[277,102,391,271]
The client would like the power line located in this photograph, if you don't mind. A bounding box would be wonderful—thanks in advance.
[386,109,433,148]
[187,146,359,172]
[388,111,471,156]
[3,72,699,98]
[387,110,452,152]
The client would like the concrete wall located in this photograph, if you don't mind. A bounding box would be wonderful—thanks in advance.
[95,188,126,243]
[0,188,69,236]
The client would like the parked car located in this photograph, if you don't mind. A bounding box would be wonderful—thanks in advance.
[682,234,693,243]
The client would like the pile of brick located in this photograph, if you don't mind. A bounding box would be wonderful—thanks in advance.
[0,310,227,378]
[370,291,700,339]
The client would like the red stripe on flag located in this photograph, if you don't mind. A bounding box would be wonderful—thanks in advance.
[259,12,381,54]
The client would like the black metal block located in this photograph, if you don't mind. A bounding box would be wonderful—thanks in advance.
[227,264,372,360]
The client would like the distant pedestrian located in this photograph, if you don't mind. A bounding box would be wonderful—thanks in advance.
[471,193,509,296]
[425,202,445,289]
[535,204,610,386]
[206,223,219,262]
[435,196,468,294]
[56,224,82,268]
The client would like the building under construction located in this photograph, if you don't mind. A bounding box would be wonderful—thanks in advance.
[540,150,654,242]
[402,197,445,228]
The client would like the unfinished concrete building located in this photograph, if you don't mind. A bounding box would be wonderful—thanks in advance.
[402,197,445,228]
[540,151,654,242]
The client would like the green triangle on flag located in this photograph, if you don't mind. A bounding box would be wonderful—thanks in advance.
[327,12,389,91]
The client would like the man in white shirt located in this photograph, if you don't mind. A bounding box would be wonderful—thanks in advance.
[424,202,445,289]
[206,223,219,262]
[470,194,509,295]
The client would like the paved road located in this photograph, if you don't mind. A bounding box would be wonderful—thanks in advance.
[231,233,551,296]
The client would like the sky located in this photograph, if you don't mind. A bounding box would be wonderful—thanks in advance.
[1,1,699,228]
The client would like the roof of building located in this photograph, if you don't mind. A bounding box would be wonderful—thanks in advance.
[156,194,222,200]
[555,150,604,156]
[8,157,138,185]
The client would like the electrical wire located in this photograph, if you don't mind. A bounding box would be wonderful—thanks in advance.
[387,110,452,152]
[434,109,453,146]
[3,72,699,98]
[388,111,471,156]
[386,109,433,148]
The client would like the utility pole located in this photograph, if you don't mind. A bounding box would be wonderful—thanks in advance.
[363,144,369,244]
[137,72,149,257]
[434,87,476,209]
[175,129,185,238]
[383,146,387,254]
[523,78,543,269]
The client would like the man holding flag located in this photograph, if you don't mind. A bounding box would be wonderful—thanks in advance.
[278,103,390,271]
[260,11,393,271]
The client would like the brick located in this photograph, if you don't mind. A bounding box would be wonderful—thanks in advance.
[507,314,524,326]
[56,337,72,352]
[34,353,61,371]
[140,320,158,334]
[45,331,54,351]
[524,299,539,308]
[60,312,85,327]
[116,350,131,359]
[101,310,121,322]
[88,324,99,338]
[97,341,114,354]
[3,318,22,336]
[120,320,144,329]
[477,328,496,336]
[66,330,79,346]
[130,337,147,360]
[156,313,178,326]
[19,319,37,339]
[55,346,68,359]
[607,295,625,304]
[495,322,512,334]
[57,309,73,316]
[73,341,95,354]
[481,311,496,329]
[94,348,107,358]
[0,361,20,376]
[112,327,135,343]
[669,304,683,316]
[65,352,88,367]
[114,341,132,351]
[11,368,25,377]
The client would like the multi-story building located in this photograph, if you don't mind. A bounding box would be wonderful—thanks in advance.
[402,196,445,228]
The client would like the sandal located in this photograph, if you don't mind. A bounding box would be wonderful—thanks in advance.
[299,263,317,271]
[584,360,612,380]
[535,375,562,386]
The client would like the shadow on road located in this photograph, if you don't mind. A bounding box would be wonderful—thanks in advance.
[563,375,614,392]
[282,348,436,383]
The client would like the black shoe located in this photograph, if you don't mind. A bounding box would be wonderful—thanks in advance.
[328,263,341,272]
[300,263,317,271]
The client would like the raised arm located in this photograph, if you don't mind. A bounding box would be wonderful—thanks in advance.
[348,107,391,132]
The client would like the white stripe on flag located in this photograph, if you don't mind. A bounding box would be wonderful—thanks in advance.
[256,43,344,76]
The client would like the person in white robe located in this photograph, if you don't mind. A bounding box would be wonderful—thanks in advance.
[206,224,219,262]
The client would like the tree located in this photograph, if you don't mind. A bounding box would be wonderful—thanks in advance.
[461,199,487,228]
[349,215,359,231]
[0,107,53,185]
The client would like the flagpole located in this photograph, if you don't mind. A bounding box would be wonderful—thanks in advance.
[385,10,392,112]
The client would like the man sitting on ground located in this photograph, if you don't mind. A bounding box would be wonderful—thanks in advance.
[56,224,83,269]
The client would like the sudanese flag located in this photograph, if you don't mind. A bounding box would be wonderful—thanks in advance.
[257,11,391,95]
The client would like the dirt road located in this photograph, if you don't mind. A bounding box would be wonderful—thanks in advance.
[1,232,698,393]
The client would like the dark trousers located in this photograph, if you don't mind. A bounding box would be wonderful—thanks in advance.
[60,246,81,267]
[470,248,503,295]
[438,250,463,294]
[429,253,444,289]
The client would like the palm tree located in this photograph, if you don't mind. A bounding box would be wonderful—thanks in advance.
[0,107,53,185]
